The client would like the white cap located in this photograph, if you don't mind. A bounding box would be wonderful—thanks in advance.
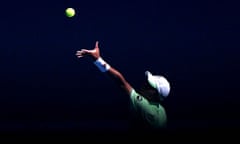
[145,71,170,98]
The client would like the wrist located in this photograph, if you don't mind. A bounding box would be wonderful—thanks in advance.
[94,57,111,72]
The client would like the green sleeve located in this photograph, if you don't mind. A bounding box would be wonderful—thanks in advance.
[130,88,150,111]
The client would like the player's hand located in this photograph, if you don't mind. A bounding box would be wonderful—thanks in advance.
[76,41,100,60]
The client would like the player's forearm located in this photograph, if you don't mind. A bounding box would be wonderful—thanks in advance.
[107,67,132,95]
[107,67,127,88]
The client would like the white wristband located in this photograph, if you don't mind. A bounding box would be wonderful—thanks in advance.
[94,57,111,72]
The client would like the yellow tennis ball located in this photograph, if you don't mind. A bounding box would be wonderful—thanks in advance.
[65,8,75,18]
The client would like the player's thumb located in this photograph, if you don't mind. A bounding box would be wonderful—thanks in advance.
[95,41,99,48]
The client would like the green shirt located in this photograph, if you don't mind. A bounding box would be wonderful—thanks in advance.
[129,88,167,129]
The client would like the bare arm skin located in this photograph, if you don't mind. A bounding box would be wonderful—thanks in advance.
[75,41,133,96]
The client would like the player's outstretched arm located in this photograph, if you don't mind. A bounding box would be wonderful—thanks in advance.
[76,41,133,96]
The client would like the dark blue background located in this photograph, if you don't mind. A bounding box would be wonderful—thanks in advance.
[0,0,239,133]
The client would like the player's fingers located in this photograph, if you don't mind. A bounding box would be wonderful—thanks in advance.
[76,51,82,56]
[77,55,83,58]
[75,52,82,56]
[76,49,88,55]
[76,50,83,53]
[76,49,86,52]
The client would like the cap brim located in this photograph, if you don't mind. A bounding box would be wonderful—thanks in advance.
[145,71,157,89]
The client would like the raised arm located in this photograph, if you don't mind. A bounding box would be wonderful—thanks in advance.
[75,41,133,96]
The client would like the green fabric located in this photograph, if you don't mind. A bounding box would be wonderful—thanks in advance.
[130,88,167,128]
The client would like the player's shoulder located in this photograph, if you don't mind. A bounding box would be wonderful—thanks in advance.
[130,88,141,98]
[130,88,137,96]
[130,88,147,102]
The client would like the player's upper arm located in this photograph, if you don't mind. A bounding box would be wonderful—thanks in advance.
[122,80,133,96]
[106,67,133,97]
